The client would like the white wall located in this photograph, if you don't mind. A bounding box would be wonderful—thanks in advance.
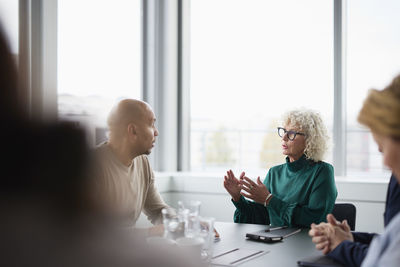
[137,173,389,233]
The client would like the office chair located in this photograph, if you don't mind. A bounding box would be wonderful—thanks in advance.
[331,203,357,231]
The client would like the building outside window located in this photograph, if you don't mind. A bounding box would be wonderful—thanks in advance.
[346,0,400,177]
[57,0,141,145]
[190,0,333,176]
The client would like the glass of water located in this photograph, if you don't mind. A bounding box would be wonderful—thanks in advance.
[198,216,215,263]
[161,208,185,240]
[183,200,201,238]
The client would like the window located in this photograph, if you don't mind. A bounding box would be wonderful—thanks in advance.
[0,0,18,55]
[190,0,333,175]
[57,0,141,145]
[346,0,400,177]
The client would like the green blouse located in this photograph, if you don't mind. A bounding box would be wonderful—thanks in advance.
[232,154,337,227]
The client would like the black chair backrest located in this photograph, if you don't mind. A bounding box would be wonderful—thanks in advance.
[332,203,356,231]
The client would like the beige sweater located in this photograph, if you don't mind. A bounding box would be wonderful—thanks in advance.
[93,143,169,226]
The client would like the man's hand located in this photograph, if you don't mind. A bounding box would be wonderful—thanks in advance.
[148,224,164,236]
[309,214,354,254]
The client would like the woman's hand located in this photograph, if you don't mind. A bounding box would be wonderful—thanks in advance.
[223,170,244,202]
[240,176,270,204]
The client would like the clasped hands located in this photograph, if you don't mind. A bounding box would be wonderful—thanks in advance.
[309,214,354,254]
[223,170,270,204]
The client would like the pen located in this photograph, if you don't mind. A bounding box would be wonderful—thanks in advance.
[265,226,287,232]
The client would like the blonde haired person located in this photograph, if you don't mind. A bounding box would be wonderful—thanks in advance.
[310,74,400,267]
[224,109,337,227]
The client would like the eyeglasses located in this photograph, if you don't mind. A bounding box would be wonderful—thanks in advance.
[277,127,305,141]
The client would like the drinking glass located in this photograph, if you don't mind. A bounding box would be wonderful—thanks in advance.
[183,200,201,238]
[161,208,185,240]
[198,216,215,263]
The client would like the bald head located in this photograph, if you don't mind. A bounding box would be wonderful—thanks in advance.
[107,99,152,135]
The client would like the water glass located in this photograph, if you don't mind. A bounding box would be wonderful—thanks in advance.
[198,216,215,262]
[162,208,185,240]
[183,200,201,238]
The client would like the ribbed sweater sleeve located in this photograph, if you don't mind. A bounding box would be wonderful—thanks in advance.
[232,196,270,225]
[267,163,336,227]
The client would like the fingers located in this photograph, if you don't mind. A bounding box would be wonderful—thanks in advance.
[309,226,318,237]
[312,234,331,254]
[241,177,257,192]
[227,170,246,182]
[223,178,228,188]
[312,235,327,244]
[240,191,253,200]
[309,222,329,236]
[227,170,234,180]
[226,171,238,183]
[257,176,263,185]
[242,176,257,186]
[322,244,331,255]
[224,175,239,190]
[327,214,339,226]
[240,178,253,190]
[309,227,323,237]
[223,175,232,186]
[342,219,351,232]
[309,222,334,255]
[315,240,329,251]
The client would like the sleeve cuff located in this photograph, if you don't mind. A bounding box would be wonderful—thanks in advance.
[231,195,246,209]
[328,240,354,261]
[267,194,281,209]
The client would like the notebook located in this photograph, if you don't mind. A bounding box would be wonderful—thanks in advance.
[245,226,301,243]
[297,254,344,267]
[211,248,268,266]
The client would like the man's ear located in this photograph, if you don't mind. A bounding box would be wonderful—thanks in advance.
[127,123,137,136]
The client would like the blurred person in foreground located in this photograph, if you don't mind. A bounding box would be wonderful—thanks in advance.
[0,24,201,267]
[309,74,400,267]
[309,174,400,267]
[91,98,171,235]
[223,109,337,227]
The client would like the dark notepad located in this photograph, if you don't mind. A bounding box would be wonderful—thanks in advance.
[297,254,344,267]
[246,226,301,243]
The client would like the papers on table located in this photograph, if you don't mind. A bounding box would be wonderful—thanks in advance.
[211,248,268,266]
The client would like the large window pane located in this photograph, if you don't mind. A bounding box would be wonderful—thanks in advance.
[0,0,18,55]
[346,0,400,177]
[58,0,141,145]
[190,0,333,175]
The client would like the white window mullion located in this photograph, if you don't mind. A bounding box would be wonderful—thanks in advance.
[20,0,58,121]
[143,0,179,172]
[333,0,347,176]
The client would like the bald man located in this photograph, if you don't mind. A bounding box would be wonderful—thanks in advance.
[93,99,169,235]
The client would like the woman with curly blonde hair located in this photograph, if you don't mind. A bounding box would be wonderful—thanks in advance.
[223,109,337,227]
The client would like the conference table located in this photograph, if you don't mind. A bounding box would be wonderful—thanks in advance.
[212,221,339,267]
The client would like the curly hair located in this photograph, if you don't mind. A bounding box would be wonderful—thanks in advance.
[281,108,329,162]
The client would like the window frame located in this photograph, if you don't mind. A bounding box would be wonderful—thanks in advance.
[20,0,388,177]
